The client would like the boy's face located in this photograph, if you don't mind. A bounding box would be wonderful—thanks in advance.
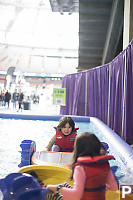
[61,122,72,136]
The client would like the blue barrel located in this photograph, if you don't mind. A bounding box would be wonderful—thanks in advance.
[18,140,36,167]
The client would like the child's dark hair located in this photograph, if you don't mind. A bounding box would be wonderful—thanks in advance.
[70,132,102,179]
[57,116,75,132]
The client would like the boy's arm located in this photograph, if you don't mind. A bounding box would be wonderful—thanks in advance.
[45,134,56,151]
[106,169,118,190]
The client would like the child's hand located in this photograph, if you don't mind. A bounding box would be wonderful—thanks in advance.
[46,185,58,194]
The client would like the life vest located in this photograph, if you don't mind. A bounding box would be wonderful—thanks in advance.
[75,155,115,200]
[54,127,79,152]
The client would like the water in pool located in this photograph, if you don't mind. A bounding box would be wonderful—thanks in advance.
[0,118,91,178]
[0,118,131,185]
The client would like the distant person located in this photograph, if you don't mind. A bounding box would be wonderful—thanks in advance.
[46,132,118,200]
[46,116,78,152]
[4,90,11,108]
[17,90,24,112]
[12,89,18,109]
[0,91,2,106]
[36,95,40,104]
[27,96,31,102]
[33,94,37,104]
[32,94,39,104]
[1,89,5,106]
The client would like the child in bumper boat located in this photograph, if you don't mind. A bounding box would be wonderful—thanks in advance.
[46,116,78,152]
[46,132,118,200]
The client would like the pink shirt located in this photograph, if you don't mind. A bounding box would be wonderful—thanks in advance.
[61,165,118,200]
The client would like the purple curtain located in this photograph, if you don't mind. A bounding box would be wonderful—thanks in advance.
[87,66,110,123]
[60,40,133,144]
[124,40,133,143]
[108,52,125,137]
[60,72,86,115]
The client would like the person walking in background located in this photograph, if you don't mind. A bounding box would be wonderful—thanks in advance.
[17,90,24,112]
[4,90,11,108]
[0,90,2,106]
[12,89,18,109]
[1,89,5,106]
[46,132,118,200]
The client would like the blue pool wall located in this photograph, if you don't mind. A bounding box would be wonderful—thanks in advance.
[91,117,133,171]
[0,113,90,122]
[0,113,133,174]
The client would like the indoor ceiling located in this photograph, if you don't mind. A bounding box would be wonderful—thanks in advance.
[0,0,124,74]
[49,0,124,71]
[0,0,79,74]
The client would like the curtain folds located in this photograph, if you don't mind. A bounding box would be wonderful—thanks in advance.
[60,40,133,144]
